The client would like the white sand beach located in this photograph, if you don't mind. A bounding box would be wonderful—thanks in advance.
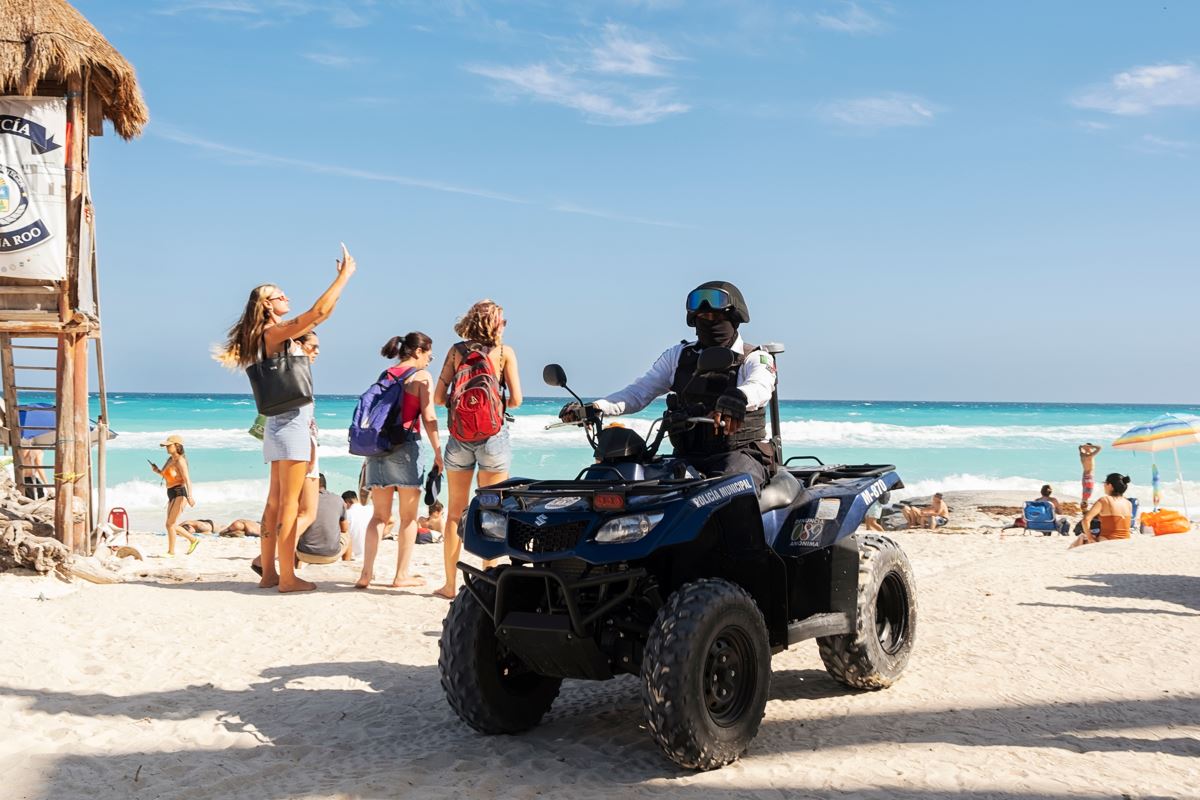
[2,491,1198,800]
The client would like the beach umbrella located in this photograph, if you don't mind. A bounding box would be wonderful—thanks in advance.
[1112,413,1200,516]
[17,403,114,446]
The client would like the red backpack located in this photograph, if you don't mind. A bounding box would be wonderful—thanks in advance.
[447,343,506,443]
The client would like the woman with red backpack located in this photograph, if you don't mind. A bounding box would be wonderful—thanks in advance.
[432,299,522,600]
[356,332,444,589]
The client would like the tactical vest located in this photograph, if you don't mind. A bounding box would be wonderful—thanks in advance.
[668,343,767,457]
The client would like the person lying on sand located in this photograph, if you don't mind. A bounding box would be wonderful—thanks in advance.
[220,519,262,537]
[181,519,215,534]
[902,493,950,529]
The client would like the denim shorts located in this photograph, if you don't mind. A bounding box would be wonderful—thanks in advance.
[444,425,511,473]
[363,440,424,489]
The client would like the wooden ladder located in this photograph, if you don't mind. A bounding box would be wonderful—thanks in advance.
[0,336,62,500]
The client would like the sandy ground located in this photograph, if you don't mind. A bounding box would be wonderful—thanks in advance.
[1,490,1198,800]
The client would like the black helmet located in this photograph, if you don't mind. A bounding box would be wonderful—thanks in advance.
[685,281,750,325]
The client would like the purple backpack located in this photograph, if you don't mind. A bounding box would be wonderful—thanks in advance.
[347,367,417,457]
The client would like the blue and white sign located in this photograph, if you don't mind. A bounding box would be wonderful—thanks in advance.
[0,97,67,279]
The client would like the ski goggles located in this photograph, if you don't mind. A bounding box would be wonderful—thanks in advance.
[685,287,734,314]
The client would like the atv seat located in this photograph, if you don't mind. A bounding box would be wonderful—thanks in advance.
[759,468,804,514]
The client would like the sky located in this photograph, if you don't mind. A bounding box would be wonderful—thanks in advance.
[74,0,1200,402]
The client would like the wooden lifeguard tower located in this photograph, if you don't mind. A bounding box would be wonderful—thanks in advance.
[0,1,147,552]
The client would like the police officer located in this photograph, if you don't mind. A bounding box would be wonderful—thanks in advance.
[560,281,776,486]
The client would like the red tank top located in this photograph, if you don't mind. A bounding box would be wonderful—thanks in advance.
[386,366,423,432]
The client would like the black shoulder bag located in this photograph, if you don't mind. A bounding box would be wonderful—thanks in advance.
[247,337,313,416]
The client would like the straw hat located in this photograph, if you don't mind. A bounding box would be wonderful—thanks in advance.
[159,435,183,448]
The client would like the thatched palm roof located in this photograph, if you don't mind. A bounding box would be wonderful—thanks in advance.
[0,0,147,139]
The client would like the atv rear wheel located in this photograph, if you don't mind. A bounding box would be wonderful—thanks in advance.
[818,533,916,689]
[439,570,563,733]
[642,578,771,770]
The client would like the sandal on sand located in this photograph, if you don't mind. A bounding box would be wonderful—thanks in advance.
[187,539,200,555]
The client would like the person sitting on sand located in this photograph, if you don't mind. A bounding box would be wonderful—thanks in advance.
[220,519,262,537]
[253,474,349,573]
[417,500,445,544]
[863,492,889,532]
[902,493,950,529]
[1034,484,1061,514]
[1032,484,1071,535]
[1079,443,1102,514]
[1070,473,1132,549]
[419,500,444,533]
[343,489,372,560]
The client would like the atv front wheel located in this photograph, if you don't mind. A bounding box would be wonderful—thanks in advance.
[439,570,563,733]
[642,578,771,770]
[818,533,916,689]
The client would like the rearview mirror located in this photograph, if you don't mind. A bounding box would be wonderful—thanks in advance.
[695,347,738,375]
[543,364,569,388]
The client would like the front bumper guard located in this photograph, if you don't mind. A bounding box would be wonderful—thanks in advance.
[458,561,647,639]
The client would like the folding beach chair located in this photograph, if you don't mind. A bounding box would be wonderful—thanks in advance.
[1003,500,1070,536]
[107,507,130,545]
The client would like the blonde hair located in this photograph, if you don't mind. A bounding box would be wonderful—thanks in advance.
[214,284,279,370]
[453,299,504,347]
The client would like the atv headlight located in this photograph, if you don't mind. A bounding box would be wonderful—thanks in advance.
[480,510,507,541]
[595,512,664,544]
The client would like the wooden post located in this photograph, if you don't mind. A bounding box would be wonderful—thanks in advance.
[72,331,90,551]
[54,332,75,551]
[54,75,87,551]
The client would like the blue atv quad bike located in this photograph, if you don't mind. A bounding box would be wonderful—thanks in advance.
[439,345,917,771]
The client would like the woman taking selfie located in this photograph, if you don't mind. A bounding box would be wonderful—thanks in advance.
[216,245,355,592]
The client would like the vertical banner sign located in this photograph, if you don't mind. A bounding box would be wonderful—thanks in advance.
[0,96,67,280]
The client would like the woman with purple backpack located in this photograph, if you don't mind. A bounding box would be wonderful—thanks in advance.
[432,299,522,600]
[356,332,444,589]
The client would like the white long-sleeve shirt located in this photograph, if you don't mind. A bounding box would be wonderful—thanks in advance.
[592,335,776,418]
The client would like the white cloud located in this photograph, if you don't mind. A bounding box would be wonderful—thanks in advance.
[467,62,689,125]
[1078,120,1112,131]
[821,93,940,128]
[1135,134,1194,156]
[156,0,258,14]
[812,2,885,35]
[156,1,369,28]
[590,23,681,77]
[156,127,689,227]
[1071,63,1200,116]
[303,52,361,68]
[157,127,530,204]
[551,202,694,229]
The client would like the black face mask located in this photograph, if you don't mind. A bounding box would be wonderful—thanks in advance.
[694,317,737,349]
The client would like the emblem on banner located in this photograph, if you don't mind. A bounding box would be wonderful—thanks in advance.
[0,166,30,227]
[0,129,53,255]
[0,98,67,277]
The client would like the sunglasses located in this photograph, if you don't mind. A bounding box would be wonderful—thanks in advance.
[267,293,288,303]
[686,288,734,313]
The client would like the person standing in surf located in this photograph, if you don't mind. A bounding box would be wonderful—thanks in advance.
[1079,443,1102,514]
[215,244,355,593]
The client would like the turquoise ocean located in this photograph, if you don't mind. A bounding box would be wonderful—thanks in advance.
[80,394,1200,531]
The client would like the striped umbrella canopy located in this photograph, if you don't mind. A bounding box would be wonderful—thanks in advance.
[1112,413,1200,452]
[1112,413,1200,515]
